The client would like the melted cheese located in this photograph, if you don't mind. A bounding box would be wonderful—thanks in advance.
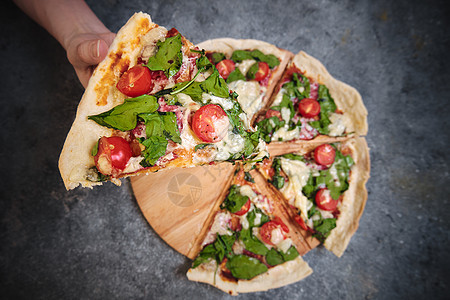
[271,127,299,141]
[239,185,257,199]
[228,80,265,121]
[279,158,311,220]
[328,113,350,136]
[270,228,285,245]
[123,157,144,174]
[214,129,245,161]
[276,238,293,253]
[329,163,341,187]
[202,211,232,246]
[202,93,234,110]
[237,59,257,75]
[271,89,284,106]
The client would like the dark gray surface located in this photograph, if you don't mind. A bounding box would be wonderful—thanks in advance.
[1,0,449,299]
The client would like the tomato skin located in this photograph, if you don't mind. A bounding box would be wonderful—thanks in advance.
[216,59,235,80]
[314,144,336,166]
[265,109,282,121]
[166,27,179,37]
[94,136,133,175]
[298,98,321,118]
[254,62,270,81]
[259,217,289,245]
[294,215,309,231]
[234,199,251,216]
[191,104,229,143]
[315,188,338,211]
[116,65,153,97]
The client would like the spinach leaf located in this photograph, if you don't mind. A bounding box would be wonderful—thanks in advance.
[209,52,226,64]
[140,112,181,144]
[266,248,284,266]
[281,153,306,162]
[231,50,253,62]
[282,73,310,100]
[230,50,280,69]
[246,62,260,80]
[256,116,285,143]
[226,255,268,280]
[226,68,246,83]
[280,246,299,261]
[221,185,249,213]
[309,85,337,135]
[313,217,336,243]
[140,136,168,167]
[192,234,235,268]
[244,172,255,183]
[270,158,285,189]
[146,34,182,78]
[247,208,270,228]
[194,143,212,152]
[239,228,269,255]
[201,69,230,99]
[88,95,159,131]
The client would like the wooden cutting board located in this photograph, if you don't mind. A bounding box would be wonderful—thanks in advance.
[130,163,235,259]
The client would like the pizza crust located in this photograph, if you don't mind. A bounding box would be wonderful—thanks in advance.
[324,137,370,256]
[196,38,293,124]
[58,12,167,189]
[187,256,312,295]
[290,51,368,136]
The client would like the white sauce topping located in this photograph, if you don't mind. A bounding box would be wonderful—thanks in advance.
[328,113,349,136]
[271,89,285,106]
[276,238,293,253]
[271,127,299,142]
[214,128,245,161]
[202,211,232,246]
[239,185,257,200]
[254,213,262,226]
[203,93,234,110]
[279,158,311,220]
[122,157,144,174]
[329,163,341,187]
[281,107,291,124]
[228,80,265,121]
[270,228,285,245]
[237,59,257,75]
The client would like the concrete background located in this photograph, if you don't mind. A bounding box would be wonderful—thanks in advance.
[1,0,449,299]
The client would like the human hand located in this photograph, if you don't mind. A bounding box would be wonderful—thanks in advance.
[65,32,116,88]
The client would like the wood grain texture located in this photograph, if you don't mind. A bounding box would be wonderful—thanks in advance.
[131,163,235,259]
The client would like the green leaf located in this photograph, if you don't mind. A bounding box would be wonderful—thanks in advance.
[192,234,235,268]
[201,69,230,99]
[146,34,182,78]
[230,50,280,69]
[226,255,268,280]
[226,68,246,83]
[141,136,168,166]
[281,153,306,162]
[270,158,285,189]
[210,52,226,64]
[280,246,299,261]
[221,185,249,213]
[246,208,269,228]
[91,141,99,157]
[139,112,181,144]
[161,112,181,143]
[266,248,284,266]
[313,218,336,242]
[231,50,254,62]
[309,85,337,135]
[256,116,285,143]
[239,228,269,255]
[246,62,259,80]
[244,172,255,183]
[88,95,159,131]
[194,143,212,152]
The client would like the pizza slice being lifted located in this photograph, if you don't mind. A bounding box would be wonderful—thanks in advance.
[187,165,312,295]
[258,137,370,257]
[196,39,293,124]
[255,51,368,145]
[59,13,267,190]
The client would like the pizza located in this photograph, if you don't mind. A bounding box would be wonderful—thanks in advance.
[258,138,370,257]
[187,166,313,295]
[196,39,293,124]
[255,51,368,145]
[58,13,267,190]
[59,12,371,295]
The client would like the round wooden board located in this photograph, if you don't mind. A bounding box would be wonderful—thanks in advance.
[130,163,235,259]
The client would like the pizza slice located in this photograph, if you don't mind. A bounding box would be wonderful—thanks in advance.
[258,138,370,257]
[255,51,368,144]
[59,13,267,190]
[196,39,293,124]
[187,165,312,295]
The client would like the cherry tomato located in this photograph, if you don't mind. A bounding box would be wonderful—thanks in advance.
[116,65,153,97]
[166,27,180,37]
[254,62,270,81]
[294,215,309,231]
[259,217,289,245]
[265,109,282,121]
[298,98,321,118]
[215,59,235,80]
[94,136,133,175]
[191,104,229,143]
[314,144,336,166]
[315,188,338,211]
[234,199,251,216]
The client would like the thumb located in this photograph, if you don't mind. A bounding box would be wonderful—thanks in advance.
[75,39,109,67]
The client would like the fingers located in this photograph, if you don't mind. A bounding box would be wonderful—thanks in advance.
[76,39,107,67]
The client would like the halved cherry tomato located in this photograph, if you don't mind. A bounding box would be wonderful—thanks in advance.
[259,217,289,245]
[116,65,153,97]
[315,188,338,211]
[265,109,282,121]
[298,98,321,118]
[294,215,309,231]
[94,136,133,175]
[254,62,270,81]
[191,104,229,143]
[234,199,251,216]
[314,144,336,166]
[216,59,235,80]
[166,27,179,37]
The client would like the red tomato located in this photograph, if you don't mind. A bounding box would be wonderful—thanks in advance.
[294,215,309,231]
[191,104,229,143]
[166,27,180,37]
[94,136,133,175]
[215,59,235,80]
[315,188,338,211]
[254,62,270,81]
[234,199,251,216]
[259,217,289,245]
[265,109,282,121]
[314,144,336,166]
[298,98,321,118]
[116,65,153,97]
